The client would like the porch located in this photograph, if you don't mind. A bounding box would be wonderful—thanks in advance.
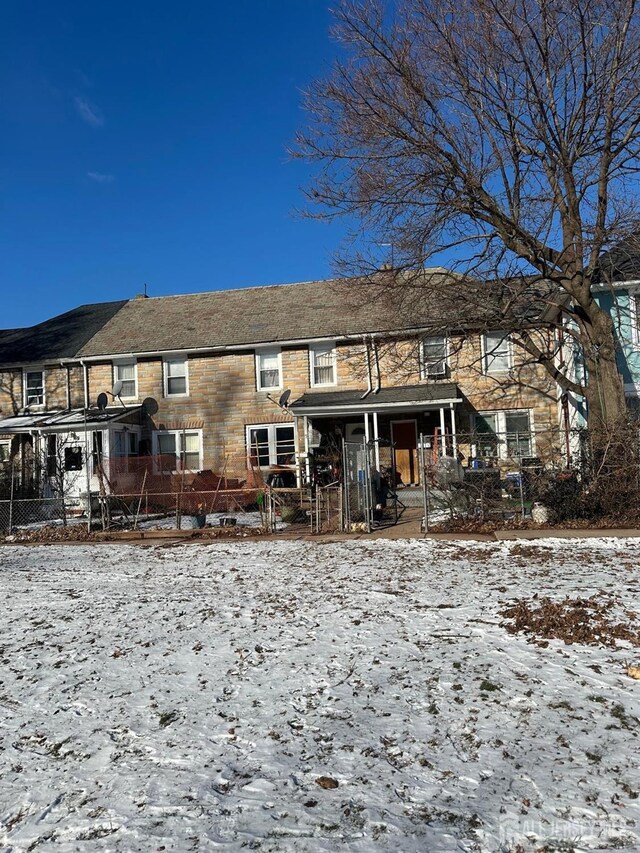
[290,383,462,486]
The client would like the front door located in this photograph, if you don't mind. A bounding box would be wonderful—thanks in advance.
[391,419,418,485]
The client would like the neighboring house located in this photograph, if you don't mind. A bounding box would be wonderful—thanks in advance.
[0,274,564,498]
[592,238,640,408]
[0,300,138,501]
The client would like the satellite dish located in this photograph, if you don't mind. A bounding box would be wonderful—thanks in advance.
[142,397,159,415]
[278,389,291,408]
[96,392,108,411]
[111,380,123,398]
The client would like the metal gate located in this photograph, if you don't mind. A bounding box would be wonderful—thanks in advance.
[341,439,401,532]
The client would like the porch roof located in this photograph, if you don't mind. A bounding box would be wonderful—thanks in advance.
[0,406,142,434]
[289,383,461,416]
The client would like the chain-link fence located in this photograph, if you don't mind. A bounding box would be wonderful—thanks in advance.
[0,497,68,533]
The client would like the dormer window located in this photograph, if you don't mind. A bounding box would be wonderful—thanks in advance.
[24,369,45,406]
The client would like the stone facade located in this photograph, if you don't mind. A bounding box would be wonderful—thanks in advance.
[79,331,561,478]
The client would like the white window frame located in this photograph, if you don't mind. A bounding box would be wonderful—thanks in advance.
[246,423,296,468]
[472,410,534,459]
[111,428,140,461]
[310,342,337,387]
[255,349,282,391]
[152,429,203,472]
[482,332,513,374]
[631,292,640,346]
[113,359,138,400]
[163,356,189,398]
[0,439,10,463]
[23,366,45,408]
[420,336,448,379]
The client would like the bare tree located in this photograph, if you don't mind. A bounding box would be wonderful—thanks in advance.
[297,0,640,431]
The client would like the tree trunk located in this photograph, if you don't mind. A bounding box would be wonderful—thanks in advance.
[580,300,627,431]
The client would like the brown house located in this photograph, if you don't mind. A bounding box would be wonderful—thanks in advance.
[0,274,563,499]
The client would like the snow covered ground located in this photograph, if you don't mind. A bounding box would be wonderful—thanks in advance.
[1,537,639,852]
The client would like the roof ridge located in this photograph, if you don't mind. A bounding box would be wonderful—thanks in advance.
[136,278,344,302]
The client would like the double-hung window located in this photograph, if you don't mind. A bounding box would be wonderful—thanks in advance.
[113,360,137,399]
[247,424,296,468]
[153,429,202,471]
[483,332,512,374]
[256,350,282,390]
[421,336,448,378]
[0,440,10,463]
[24,368,45,406]
[310,343,337,386]
[164,357,188,397]
[474,410,532,458]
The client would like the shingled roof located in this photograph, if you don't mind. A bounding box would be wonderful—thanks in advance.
[594,234,640,283]
[77,274,558,358]
[0,300,127,367]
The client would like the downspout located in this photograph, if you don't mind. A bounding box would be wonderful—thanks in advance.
[361,336,372,400]
[63,362,71,410]
[372,334,381,393]
[80,360,89,409]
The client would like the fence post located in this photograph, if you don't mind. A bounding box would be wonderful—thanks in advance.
[8,458,15,533]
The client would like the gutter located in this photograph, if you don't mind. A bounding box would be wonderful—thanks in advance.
[290,397,463,417]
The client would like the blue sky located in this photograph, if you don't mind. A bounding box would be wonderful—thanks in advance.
[0,1,349,328]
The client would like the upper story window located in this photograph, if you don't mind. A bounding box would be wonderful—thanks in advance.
[421,336,448,378]
[310,343,337,386]
[256,349,282,391]
[483,332,512,374]
[24,368,45,406]
[164,357,189,397]
[113,359,137,399]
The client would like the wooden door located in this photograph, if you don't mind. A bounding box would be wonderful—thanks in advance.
[391,420,418,485]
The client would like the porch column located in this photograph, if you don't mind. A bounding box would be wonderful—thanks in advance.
[439,407,446,454]
[372,411,380,470]
[293,416,301,487]
[363,412,370,445]
[302,416,310,485]
[449,404,457,457]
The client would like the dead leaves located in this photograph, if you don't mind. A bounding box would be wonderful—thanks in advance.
[501,594,640,648]
[315,776,339,789]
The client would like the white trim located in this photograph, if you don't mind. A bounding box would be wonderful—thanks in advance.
[309,342,337,387]
[255,349,283,391]
[420,335,448,379]
[152,428,203,472]
[482,332,513,374]
[22,366,46,408]
[163,355,189,398]
[113,358,138,400]
[290,397,462,416]
[471,409,534,459]
[246,422,296,468]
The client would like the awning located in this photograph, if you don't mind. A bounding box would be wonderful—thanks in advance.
[0,406,142,435]
[289,384,461,417]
